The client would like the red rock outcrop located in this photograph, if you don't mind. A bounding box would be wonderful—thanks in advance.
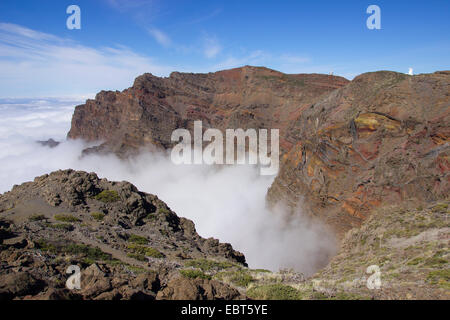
[68,66,349,155]
[268,71,450,235]
[68,66,449,237]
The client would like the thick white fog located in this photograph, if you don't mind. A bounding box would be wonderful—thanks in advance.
[0,98,336,275]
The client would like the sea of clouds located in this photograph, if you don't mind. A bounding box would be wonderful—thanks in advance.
[0,98,336,275]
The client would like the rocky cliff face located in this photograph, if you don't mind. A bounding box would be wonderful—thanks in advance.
[68,66,349,155]
[68,67,449,237]
[0,170,246,300]
[268,71,450,235]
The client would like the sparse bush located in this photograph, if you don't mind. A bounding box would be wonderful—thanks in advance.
[65,243,119,265]
[127,253,147,261]
[425,251,448,266]
[54,214,80,223]
[158,208,171,215]
[427,269,450,289]
[91,212,105,221]
[215,270,255,287]
[34,239,57,253]
[180,269,211,280]
[246,284,303,300]
[407,257,423,266]
[252,269,272,273]
[127,243,164,258]
[431,203,448,213]
[34,239,118,265]
[184,259,234,271]
[128,234,149,245]
[28,214,46,222]
[93,190,120,203]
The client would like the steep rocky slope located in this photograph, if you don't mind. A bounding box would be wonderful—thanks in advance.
[305,200,449,300]
[1,171,448,300]
[68,66,348,155]
[0,170,247,300]
[268,71,450,235]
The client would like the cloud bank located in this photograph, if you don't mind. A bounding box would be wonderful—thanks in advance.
[0,98,336,275]
[0,23,174,97]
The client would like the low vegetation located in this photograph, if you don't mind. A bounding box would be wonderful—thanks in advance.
[246,284,303,300]
[127,234,149,245]
[184,259,235,271]
[93,190,120,203]
[127,243,164,258]
[91,212,105,221]
[215,270,255,287]
[34,239,119,265]
[28,214,46,222]
[54,214,80,223]
[127,252,147,262]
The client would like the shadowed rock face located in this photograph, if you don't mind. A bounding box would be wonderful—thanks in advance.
[67,66,349,156]
[268,71,450,236]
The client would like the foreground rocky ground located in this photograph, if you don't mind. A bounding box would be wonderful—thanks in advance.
[1,170,448,300]
[0,170,247,300]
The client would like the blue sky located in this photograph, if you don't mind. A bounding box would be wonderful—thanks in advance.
[0,0,449,97]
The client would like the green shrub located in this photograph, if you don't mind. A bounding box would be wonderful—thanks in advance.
[128,234,149,245]
[246,284,303,300]
[29,214,46,222]
[54,214,80,223]
[215,270,255,287]
[184,259,234,271]
[407,257,423,266]
[93,190,120,203]
[427,269,450,289]
[91,212,105,221]
[229,272,254,287]
[251,269,272,273]
[34,240,119,265]
[180,269,211,280]
[158,208,171,215]
[34,239,57,253]
[66,244,110,260]
[425,256,448,266]
[125,265,147,274]
[431,203,449,213]
[145,213,157,221]
[127,243,164,258]
[127,253,147,261]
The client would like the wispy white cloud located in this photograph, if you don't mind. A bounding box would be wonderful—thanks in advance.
[0,22,174,97]
[203,35,222,59]
[148,27,172,47]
